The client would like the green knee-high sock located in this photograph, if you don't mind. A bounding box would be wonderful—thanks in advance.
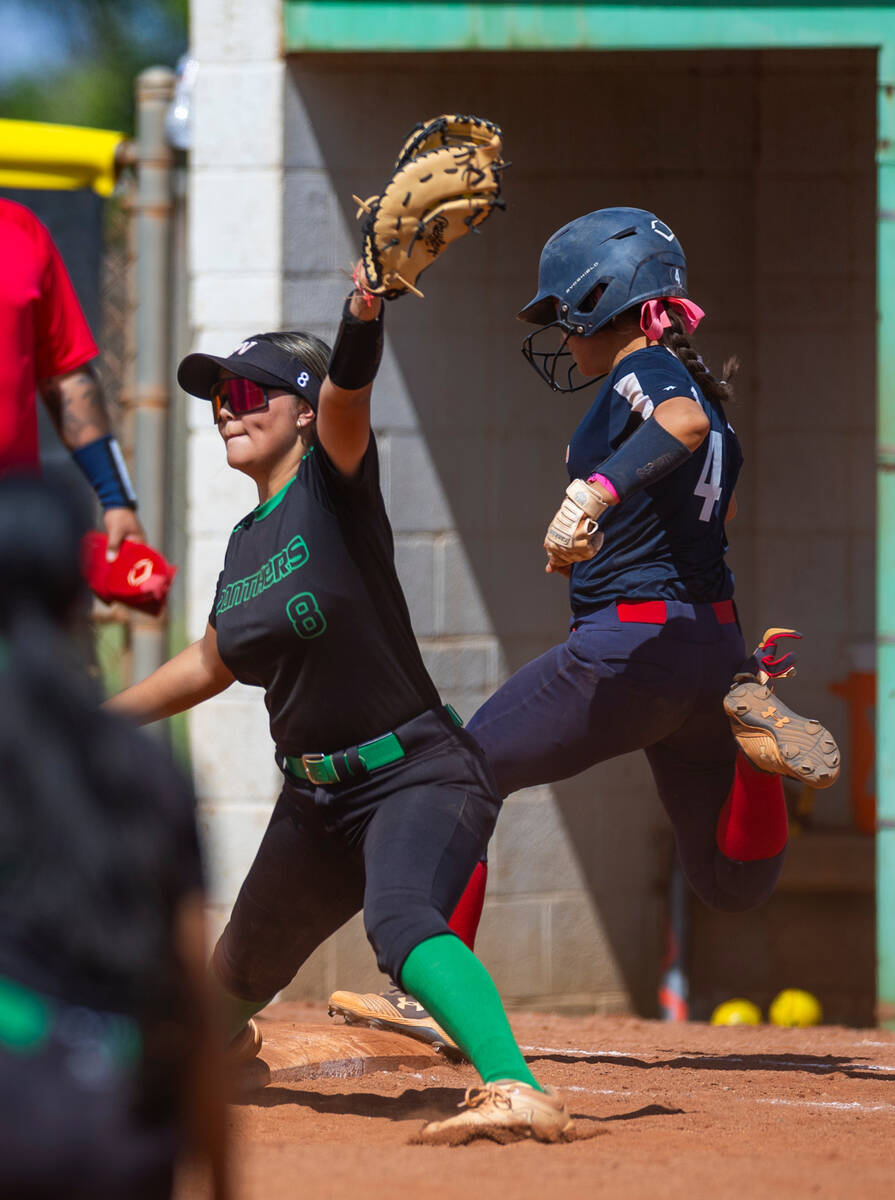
[401,933,541,1090]
[208,968,270,1042]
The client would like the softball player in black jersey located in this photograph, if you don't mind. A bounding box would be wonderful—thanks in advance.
[108,272,573,1146]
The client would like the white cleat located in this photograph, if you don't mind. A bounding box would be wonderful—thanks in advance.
[411,1080,574,1147]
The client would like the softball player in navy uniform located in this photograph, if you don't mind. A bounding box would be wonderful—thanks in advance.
[330,207,840,1041]
[109,272,574,1146]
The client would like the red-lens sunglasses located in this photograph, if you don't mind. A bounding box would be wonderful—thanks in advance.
[210,377,271,423]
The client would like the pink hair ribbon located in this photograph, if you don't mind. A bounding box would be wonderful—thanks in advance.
[641,297,706,341]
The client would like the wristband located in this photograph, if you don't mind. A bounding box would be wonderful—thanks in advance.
[351,263,377,310]
[72,435,137,511]
[327,296,385,391]
[591,417,691,503]
[585,472,619,503]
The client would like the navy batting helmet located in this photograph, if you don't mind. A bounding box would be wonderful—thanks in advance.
[519,207,689,391]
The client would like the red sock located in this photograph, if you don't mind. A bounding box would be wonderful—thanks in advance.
[448,860,487,950]
[716,753,788,861]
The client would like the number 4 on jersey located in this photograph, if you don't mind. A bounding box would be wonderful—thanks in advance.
[693,429,723,521]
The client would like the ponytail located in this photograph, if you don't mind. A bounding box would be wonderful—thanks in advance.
[660,309,739,405]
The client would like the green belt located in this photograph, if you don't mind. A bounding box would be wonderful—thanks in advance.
[284,704,463,786]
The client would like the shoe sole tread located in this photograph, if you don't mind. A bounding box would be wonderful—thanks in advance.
[724,682,840,789]
[328,1003,467,1061]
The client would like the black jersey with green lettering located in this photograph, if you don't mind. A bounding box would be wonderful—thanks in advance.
[208,436,440,756]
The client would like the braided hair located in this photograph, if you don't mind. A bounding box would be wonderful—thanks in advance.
[660,309,739,406]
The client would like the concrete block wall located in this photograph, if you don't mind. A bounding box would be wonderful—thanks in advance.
[189,37,875,1015]
[750,50,876,829]
[277,48,875,1015]
[187,0,287,941]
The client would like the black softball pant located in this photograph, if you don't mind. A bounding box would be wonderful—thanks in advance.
[466,600,784,912]
[213,707,500,1004]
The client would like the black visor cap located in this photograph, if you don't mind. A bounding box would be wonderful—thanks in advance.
[177,336,321,411]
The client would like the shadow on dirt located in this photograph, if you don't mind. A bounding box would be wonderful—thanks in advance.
[234,1084,470,1121]
[524,1050,887,1079]
[234,1083,684,1136]
[595,1103,685,1122]
[563,1103,685,1141]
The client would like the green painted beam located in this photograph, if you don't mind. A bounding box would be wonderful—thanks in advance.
[877,67,895,1030]
[284,2,895,52]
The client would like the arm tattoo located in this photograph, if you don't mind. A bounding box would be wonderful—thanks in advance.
[42,367,111,449]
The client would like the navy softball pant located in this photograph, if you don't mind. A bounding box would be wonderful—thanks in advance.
[466,600,784,912]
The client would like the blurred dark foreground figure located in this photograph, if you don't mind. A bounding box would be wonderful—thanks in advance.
[0,477,228,1200]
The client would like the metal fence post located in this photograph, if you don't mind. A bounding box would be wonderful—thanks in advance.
[132,66,175,701]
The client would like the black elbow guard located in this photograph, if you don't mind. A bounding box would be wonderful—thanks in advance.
[327,296,384,390]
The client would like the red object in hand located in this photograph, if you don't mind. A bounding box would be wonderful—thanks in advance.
[81,532,177,616]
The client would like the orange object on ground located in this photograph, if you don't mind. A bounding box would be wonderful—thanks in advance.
[830,671,875,833]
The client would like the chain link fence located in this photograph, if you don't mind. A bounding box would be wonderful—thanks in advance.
[92,183,137,690]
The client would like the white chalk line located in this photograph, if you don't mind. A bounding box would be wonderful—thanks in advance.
[403,1074,893,1107]
[563,1085,632,1096]
[521,1044,632,1057]
[547,1085,895,1114]
[390,1071,893,1117]
[757,1098,895,1112]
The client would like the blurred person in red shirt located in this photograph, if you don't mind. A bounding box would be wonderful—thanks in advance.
[0,197,144,557]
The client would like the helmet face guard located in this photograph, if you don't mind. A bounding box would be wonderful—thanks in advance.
[520,321,595,393]
[518,207,689,392]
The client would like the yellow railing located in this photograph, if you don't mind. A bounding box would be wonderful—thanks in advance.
[0,119,125,196]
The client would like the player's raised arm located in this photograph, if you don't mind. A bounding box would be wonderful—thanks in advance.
[315,275,383,477]
[317,115,506,479]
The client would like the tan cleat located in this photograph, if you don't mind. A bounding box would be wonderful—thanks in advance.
[227,1017,262,1065]
[412,1080,574,1146]
[328,987,467,1061]
[724,679,840,789]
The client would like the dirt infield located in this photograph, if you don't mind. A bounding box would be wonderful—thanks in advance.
[177,1002,895,1200]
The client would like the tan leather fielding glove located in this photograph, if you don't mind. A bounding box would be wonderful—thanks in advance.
[544,478,615,569]
[352,115,505,299]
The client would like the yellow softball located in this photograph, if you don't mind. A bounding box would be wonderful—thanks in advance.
[768,988,822,1027]
[710,999,762,1026]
